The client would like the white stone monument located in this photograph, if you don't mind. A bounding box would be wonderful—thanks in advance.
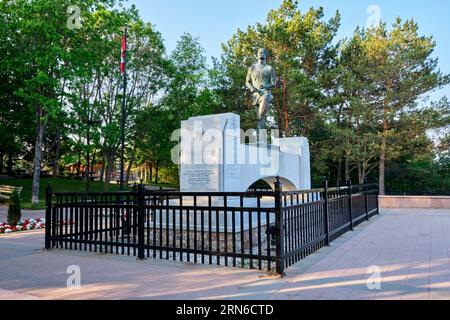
[179,113,311,193]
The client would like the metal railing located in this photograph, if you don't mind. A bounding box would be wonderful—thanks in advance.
[278,181,379,273]
[386,185,450,196]
[45,179,379,276]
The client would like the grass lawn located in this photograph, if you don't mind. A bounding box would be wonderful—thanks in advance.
[1,178,125,210]
[145,182,179,189]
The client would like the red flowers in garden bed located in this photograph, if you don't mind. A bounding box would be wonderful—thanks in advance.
[0,218,46,234]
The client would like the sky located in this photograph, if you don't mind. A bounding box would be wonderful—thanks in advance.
[128,0,450,100]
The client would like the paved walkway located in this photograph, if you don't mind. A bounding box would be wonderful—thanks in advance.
[0,206,44,223]
[0,209,449,300]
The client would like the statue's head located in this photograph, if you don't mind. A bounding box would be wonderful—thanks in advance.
[257,48,268,62]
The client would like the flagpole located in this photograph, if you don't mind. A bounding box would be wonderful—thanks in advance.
[120,26,127,191]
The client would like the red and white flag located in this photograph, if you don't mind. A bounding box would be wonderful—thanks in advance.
[120,33,127,74]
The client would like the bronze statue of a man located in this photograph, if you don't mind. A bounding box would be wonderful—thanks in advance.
[246,48,277,130]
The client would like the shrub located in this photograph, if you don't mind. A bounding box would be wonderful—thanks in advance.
[158,167,180,185]
[7,191,22,226]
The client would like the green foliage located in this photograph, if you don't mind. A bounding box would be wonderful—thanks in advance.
[1,0,133,202]
[7,191,21,226]
[219,0,340,135]
[216,0,450,190]
[136,33,221,179]
[5,178,126,210]
[1,0,449,194]
[157,167,180,185]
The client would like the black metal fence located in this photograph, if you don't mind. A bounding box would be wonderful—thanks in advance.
[45,179,379,275]
[278,181,379,272]
[386,185,450,196]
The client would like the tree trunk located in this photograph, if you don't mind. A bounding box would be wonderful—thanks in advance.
[52,124,61,177]
[105,163,112,191]
[85,125,90,186]
[32,118,46,204]
[104,150,115,191]
[91,154,96,174]
[53,79,66,178]
[336,158,342,187]
[358,162,367,185]
[125,143,138,185]
[7,151,13,175]
[379,146,386,195]
[104,163,112,191]
[76,149,81,178]
[0,146,3,174]
[149,163,153,183]
[379,107,388,196]
[378,145,386,196]
[357,162,362,185]
[282,78,290,136]
[155,162,159,185]
[275,93,283,133]
[360,166,366,185]
[345,156,350,183]
[99,155,106,183]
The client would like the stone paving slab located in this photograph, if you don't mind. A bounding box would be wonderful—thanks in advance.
[0,209,449,300]
[0,289,40,300]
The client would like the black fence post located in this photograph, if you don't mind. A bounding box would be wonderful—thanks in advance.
[45,184,52,250]
[323,178,330,246]
[274,177,285,276]
[364,178,369,221]
[348,179,354,231]
[137,184,145,260]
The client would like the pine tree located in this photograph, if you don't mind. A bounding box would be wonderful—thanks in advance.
[7,191,22,226]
